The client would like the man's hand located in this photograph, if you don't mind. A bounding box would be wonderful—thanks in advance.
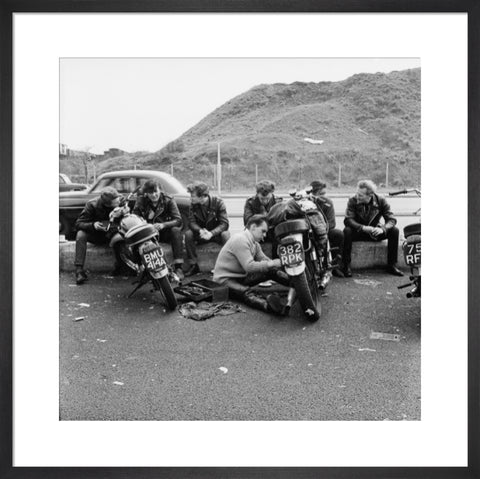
[154,223,165,231]
[202,230,213,241]
[371,227,384,237]
[269,259,282,268]
[93,221,104,231]
[362,226,374,234]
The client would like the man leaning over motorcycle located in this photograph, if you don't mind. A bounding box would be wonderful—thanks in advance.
[73,186,129,285]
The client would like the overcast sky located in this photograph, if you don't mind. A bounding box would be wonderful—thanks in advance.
[60,58,420,155]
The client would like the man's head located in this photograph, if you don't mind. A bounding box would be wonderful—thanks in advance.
[246,214,269,242]
[255,180,275,205]
[355,179,377,204]
[142,179,163,203]
[310,180,327,198]
[100,186,121,208]
[187,181,210,205]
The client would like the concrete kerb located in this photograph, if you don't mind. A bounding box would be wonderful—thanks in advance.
[59,240,405,273]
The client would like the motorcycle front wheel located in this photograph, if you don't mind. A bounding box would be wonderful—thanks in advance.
[152,277,178,310]
[291,268,321,322]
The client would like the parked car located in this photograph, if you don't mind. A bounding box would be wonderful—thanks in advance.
[59,173,88,192]
[59,170,190,240]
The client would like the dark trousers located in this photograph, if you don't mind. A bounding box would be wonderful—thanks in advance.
[224,269,290,312]
[158,226,183,264]
[74,230,123,268]
[342,226,399,266]
[328,228,344,262]
[184,229,230,263]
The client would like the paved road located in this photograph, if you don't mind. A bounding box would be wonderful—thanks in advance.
[223,194,421,217]
[223,195,421,235]
[60,271,421,421]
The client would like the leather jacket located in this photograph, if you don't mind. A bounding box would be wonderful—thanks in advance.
[75,196,122,234]
[132,193,182,230]
[243,194,283,226]
[344,193,397,233]
[188,195,229,237]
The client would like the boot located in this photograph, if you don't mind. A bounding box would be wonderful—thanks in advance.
[243,292,269,312]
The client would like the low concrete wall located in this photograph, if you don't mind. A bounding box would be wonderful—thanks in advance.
[59,240,403,273]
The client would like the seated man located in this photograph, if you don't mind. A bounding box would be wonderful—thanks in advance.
[243,180,282,226]
[244,179,283,259]
[132,179,185,280]
[74,186,128,285]
[310,180,344,277]
[184,181,230,276]
[342,179,404,278]
[213,214,289,315]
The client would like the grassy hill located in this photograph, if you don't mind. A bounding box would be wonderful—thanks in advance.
[62,68,421,191]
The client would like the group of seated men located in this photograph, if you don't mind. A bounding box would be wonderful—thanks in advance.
[73,178,404,298]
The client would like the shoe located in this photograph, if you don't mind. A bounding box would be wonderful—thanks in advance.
[387,264,404,276]
[75,270,88,285]
[332,268,344,278]
[266,294,286,316]
[185,263,200,277]
[174,267,185,281]
[110,267,124,277]
[342,264,352,278]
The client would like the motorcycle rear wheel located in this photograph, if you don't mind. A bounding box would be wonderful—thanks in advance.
[291,269,321,322]
[152,277,178,310]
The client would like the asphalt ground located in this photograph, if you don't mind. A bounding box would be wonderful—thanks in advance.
[60,270,421,421]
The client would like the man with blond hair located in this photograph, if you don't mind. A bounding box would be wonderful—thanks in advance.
[342,179,403,278]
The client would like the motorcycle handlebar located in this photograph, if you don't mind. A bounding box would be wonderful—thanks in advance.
[388,189,408,196]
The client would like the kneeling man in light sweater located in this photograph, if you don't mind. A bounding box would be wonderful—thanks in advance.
[213,214,290,315]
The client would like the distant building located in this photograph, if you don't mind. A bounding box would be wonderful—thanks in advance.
[59,143,68,156]
[103,148,128,158]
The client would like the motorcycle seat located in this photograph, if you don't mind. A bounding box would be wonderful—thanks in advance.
[274,218,310,239]
[124,224,158,246]
[403,223,421,238]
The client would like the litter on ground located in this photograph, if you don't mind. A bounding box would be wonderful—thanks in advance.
[78,303,90,307]
[112,381,124,386]
[370,332,400,342]
[353,279,382,287]
[73,316,85,322]
[219,367,228,374]
[179,301,246,321]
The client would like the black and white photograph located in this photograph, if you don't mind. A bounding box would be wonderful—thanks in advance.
[58,57,421,421]
[8,9,472,473]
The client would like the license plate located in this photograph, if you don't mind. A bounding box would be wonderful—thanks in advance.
[278,241,304,266]
[403,242,421,266]
[141,247,167,272]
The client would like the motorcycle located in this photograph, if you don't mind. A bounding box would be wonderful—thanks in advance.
[271,187,337,321]
[388,188,421,298]
[108,195,178,310]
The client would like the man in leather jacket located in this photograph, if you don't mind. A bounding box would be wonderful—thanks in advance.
[342,179,404,277]
[243,179,283,258]
[243,180,283,226]
[184,181,230,276]
[310,180,344,277]
[132,179,185,280]
[74,186,128,284]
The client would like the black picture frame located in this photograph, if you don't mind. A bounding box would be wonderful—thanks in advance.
[1,1,478,478]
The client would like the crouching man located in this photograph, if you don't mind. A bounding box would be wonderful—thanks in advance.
[213,215,289,315]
